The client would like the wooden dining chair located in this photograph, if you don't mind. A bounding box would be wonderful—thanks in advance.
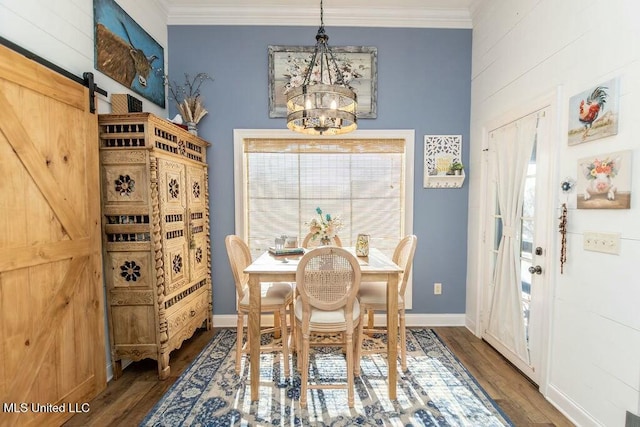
[298,232,343,304]
[294,246,364,408]
[301,233,342,249]
[358,234,417,371]
[298,232,343,351]
[225,235,294,376]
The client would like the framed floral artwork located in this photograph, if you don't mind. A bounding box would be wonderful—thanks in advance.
[268,45,377,119]
[576,149,632,209]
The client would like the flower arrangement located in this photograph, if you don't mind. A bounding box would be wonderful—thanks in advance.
[585,157,617,179]
[282,53,364,95]
[164,72,214,124]
[306,207,343,242]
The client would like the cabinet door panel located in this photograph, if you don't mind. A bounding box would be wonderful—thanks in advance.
[186,165,209,280]
[187,165,206,211]
[108,250,153,289]
[101,150,149,205]
[157,159,188,295]
[189,233,209,280]
[163,240,189,295]
[158,158,187,211]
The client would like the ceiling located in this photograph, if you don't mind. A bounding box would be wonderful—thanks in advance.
[160,0,478,28]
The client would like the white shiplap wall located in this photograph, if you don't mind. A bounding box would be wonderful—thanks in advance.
[0,0,168,116]
[467,1,640,426]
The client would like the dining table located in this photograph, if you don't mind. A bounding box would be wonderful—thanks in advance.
[243,246,403,401]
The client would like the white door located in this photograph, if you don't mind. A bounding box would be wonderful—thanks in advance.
[481,100,554,385]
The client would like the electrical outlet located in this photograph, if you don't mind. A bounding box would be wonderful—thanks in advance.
[583,231,621,254]
[434,282,442,295]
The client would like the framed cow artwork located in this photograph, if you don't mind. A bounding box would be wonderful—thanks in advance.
[576,150,632,209]
[94,0,165,107]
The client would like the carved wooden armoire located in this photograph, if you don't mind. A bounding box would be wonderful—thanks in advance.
[98,113,211,379]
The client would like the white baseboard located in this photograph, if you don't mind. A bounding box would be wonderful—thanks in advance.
[545,383,599,427]
[212,313,466,328]
[106,363,113,382]
[465,317,479,337]
[106,359,132,382]
[404,313,466,327]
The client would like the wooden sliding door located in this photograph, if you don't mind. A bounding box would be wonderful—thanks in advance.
[0,44,106,426]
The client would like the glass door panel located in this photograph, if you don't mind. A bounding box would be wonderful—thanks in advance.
[483,107,550,385]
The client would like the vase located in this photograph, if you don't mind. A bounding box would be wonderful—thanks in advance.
[320,236,331,246]
[186,121,198,136]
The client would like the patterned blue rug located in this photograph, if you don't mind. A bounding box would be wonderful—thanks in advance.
[141,328,513,426]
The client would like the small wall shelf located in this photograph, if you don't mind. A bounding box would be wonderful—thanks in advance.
[424,171,466,188]
[423,134,466,189]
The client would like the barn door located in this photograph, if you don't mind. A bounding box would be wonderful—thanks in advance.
[0,44,105,426]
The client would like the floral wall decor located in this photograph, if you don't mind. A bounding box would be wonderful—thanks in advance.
[576,149,632,209]
[268,45,377,119]
[568,77,620,145]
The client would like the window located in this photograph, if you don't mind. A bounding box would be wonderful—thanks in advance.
[233,130,414,260]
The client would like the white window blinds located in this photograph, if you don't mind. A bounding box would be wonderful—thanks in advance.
[242,138,407,259]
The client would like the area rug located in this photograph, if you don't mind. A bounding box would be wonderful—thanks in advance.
[141,328,513,426]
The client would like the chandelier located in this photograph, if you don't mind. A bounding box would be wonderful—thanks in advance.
[286,0,357,136]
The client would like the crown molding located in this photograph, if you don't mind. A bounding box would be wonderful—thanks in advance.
[164,5,472,28]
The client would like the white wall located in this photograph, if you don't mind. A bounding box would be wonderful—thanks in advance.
[0,0,168,117]
[468,1,640,426]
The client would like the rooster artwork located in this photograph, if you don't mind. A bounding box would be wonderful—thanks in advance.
[578,86,608,140]
[568,78,619,145]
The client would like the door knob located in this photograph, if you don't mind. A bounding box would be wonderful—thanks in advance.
[528,265,542,275]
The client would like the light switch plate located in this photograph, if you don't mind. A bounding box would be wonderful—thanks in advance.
[434,282,442,295]
[583,231,621,254]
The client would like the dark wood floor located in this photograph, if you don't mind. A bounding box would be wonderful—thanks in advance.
[434,328,574,427]
[64,327,573,426]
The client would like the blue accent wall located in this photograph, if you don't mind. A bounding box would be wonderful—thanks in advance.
[168,25,471,316]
